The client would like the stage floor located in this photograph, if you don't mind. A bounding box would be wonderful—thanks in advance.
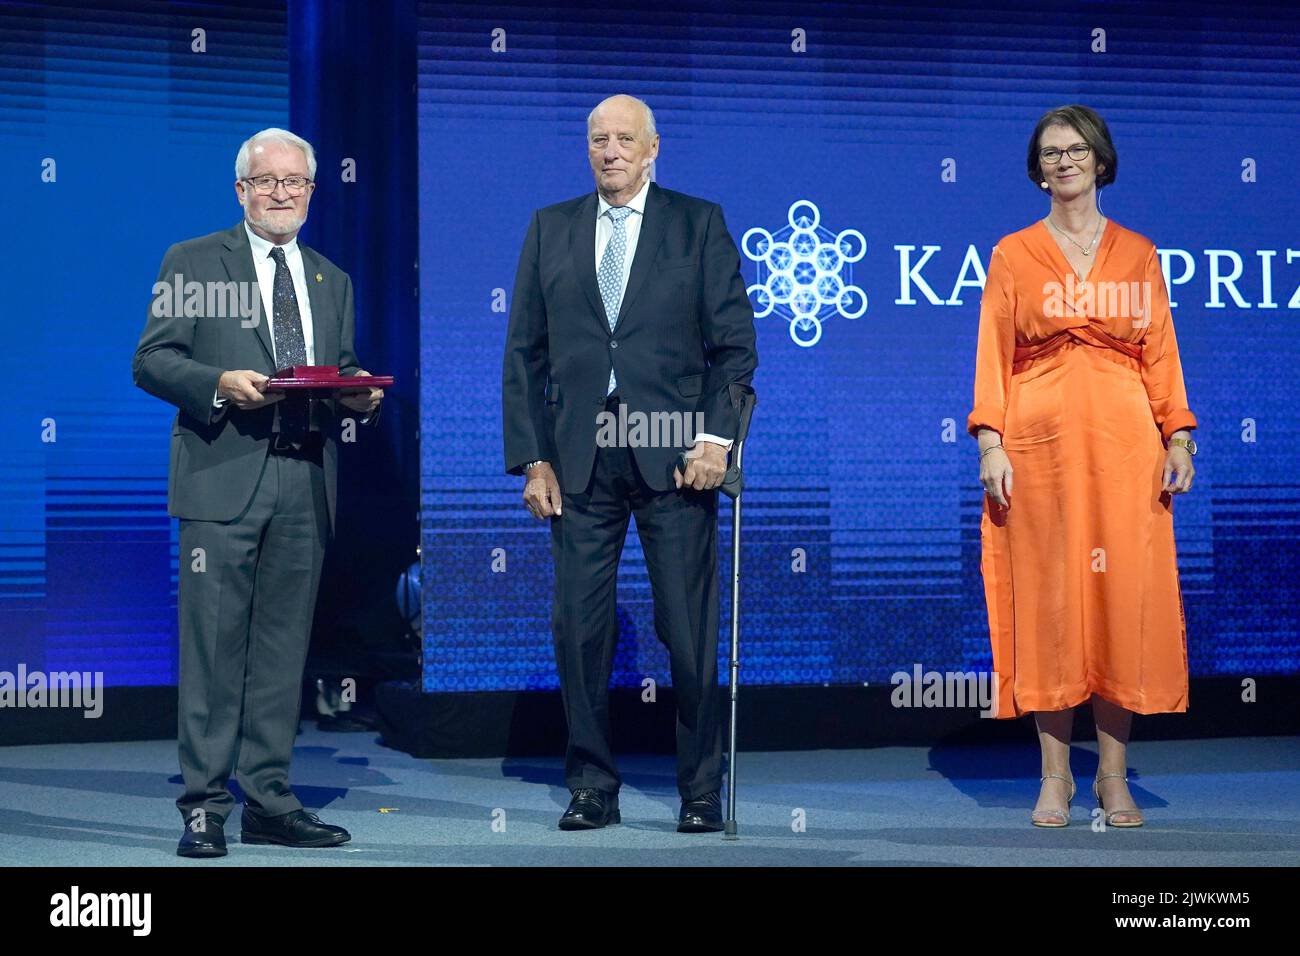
[1,727,1297,866]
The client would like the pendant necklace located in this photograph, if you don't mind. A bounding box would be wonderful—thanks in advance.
[1047,215,1105,256]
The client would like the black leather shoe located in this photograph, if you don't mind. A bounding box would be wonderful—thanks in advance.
[240,808,351,848]
[678,791,724,832]
[177,815,227,858]
[558,788,620,830]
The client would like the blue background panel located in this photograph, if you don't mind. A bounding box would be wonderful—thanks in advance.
[0,0,289,686]
[418,1,1300,691]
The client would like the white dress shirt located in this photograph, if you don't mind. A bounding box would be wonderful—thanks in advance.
[594,179,733,452]
[244,222,316,366]
[212,223,316,429]
[595,176,650,296]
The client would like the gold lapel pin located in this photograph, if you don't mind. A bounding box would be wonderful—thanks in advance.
[315,273,323,282]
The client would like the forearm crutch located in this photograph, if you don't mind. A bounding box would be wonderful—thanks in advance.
[680,384,756,839]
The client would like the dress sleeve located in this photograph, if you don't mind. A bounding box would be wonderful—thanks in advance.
[967,244,1015,438]
[1139,244,1197,441]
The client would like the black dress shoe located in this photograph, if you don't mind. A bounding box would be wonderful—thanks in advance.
[558,788,620,830]
[177,816,227,858]
[240,808,351,848]
[678,791,724,832]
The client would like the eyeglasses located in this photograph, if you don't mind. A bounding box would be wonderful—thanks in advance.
[1039,144,1091,164]
[242,175,313,196]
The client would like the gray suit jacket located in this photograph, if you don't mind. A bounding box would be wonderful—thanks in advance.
[133,222,374,535]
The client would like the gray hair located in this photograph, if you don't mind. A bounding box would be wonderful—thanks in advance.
[235,127,317,180]
[587,95,657,140]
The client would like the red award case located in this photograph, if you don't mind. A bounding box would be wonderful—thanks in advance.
[265,365,394,393]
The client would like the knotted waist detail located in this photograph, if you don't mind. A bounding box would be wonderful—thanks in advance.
[1012,324,1142,375]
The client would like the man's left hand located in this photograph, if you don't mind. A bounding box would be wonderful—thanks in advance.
[338,369,384,414]
[675,440,728,491]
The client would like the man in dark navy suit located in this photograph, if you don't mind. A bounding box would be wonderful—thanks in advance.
[502,95,758,832]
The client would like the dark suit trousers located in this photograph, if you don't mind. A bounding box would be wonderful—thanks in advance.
[550,396,723,800]
[176,442,328,824]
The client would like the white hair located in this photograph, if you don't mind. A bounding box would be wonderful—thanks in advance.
[235,127,317,181]
[587,95,657,140]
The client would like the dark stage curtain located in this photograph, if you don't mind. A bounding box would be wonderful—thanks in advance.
[290,0,420,678]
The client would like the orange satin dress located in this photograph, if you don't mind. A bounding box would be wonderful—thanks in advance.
[967,220,1197,719]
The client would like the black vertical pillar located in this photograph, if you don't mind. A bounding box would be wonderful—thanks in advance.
[290,0,420,670]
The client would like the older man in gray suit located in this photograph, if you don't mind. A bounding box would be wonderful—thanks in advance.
[133,128,383,858]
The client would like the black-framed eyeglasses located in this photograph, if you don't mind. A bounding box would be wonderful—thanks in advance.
[1039,144,1091,164]
[242,175,313,196]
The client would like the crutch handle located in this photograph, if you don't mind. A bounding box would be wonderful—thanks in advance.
[677,453,745,499]
[728,383,757,445]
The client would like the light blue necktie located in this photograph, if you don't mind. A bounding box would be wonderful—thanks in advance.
[598,205,635,395]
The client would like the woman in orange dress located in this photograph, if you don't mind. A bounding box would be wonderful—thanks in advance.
[968,105,1198,828]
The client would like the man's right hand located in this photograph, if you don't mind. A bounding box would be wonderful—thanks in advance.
[522,462,563,519]
[218,370,284,410]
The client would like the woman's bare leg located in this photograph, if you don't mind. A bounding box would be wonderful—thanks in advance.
[1091,694,1142,823]
[1033,707,1075,819]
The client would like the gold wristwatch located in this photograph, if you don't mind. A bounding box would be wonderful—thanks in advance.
[1168,437,1197,455]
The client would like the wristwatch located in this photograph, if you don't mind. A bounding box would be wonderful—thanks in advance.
[523,459,546,472]
[1168,437,1197,455]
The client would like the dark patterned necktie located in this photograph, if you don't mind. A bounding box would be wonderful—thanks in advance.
[269,246,309,442]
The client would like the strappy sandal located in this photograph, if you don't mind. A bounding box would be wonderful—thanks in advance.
[1093,772,1144,828]
[1030,772,1075,828]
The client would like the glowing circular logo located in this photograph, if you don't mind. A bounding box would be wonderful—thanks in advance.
[742,200,867,347]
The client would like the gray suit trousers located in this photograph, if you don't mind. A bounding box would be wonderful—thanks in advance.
[176,445,328,824]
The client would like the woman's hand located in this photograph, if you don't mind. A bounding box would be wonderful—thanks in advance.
[1162,444,1195,494]
[980,445,1014,509]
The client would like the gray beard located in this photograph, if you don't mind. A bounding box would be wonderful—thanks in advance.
[246,210,306,238]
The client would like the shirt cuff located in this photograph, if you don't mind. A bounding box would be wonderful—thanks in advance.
[694,432,734,451]
[210,387,229,423]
